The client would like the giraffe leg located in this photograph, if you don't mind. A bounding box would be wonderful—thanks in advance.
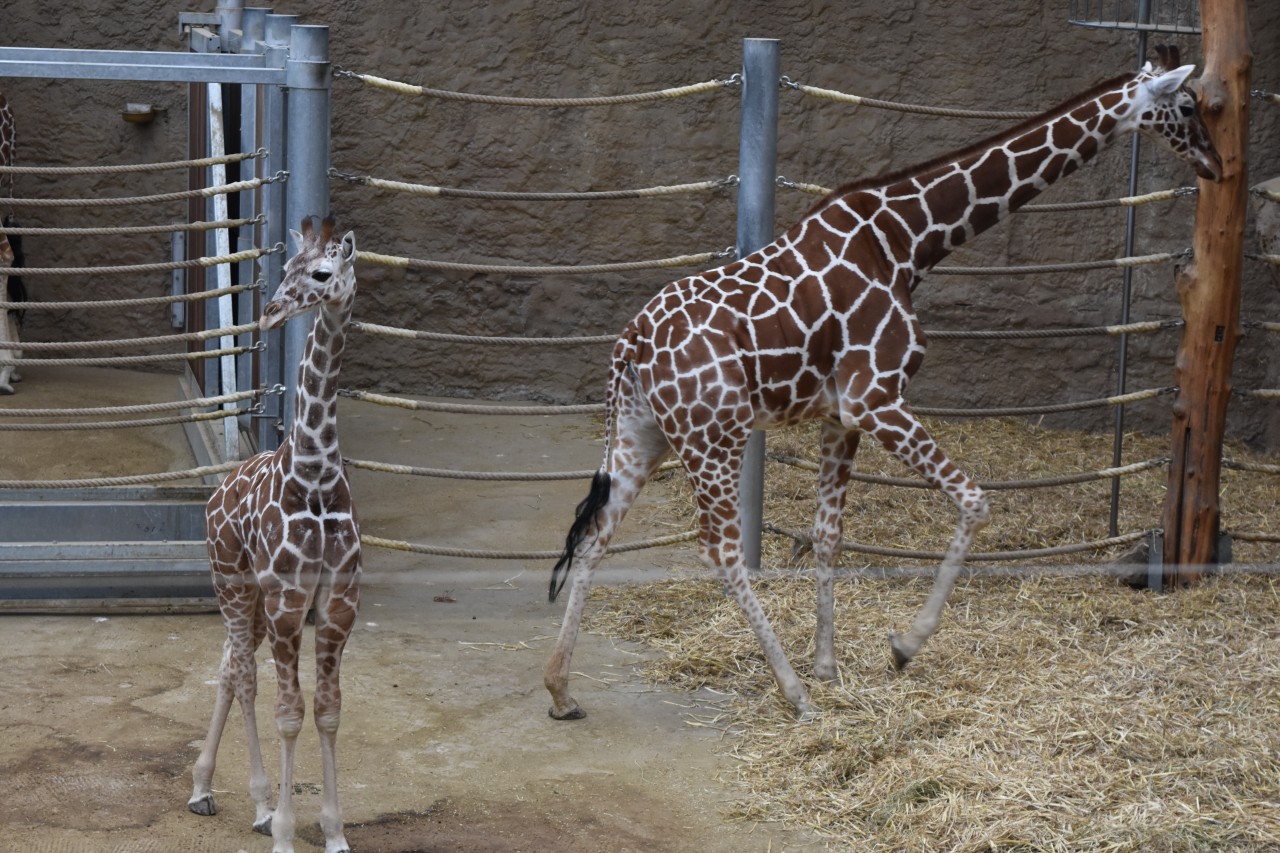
[265,581,310,853]
[0,309,16,394]
[811,421,861,682]
[855,404,989,669]
[312,551,359,853]
[545,372,671,720]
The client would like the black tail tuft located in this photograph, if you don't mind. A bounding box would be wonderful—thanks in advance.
[549,470,612,603]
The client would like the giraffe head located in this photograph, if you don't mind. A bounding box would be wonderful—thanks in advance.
[260,215,357,332]
[1126,45,1222,181]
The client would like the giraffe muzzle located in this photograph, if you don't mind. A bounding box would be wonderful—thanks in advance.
[1193,147,1223,182]
[259,300,288,331]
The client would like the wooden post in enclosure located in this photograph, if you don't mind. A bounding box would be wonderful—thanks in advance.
[1160,0,1251,585]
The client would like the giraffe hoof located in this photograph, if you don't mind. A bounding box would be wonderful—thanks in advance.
[253,813,273,835]
[0,384,13,396]
[889,635,912,671]
[187,794,216,817]
[548,703,587,721]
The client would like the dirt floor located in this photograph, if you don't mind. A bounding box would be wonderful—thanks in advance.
[0,366,826,853]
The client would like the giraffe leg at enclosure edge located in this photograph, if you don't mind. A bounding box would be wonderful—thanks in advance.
[850,403,989,669]
[0,237,14,395]
[810,421,862,682]
[312,555,360,853]
[545,369,672,720]
[264,579,313,853]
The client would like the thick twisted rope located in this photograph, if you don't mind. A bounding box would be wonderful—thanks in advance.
[356,247,732,276]
[1230,530,1280,543]
[0,462,240,489]
[333,169,736,201]
[782,78,1038,120]
[15,322,258,352]
[12,247,272,277]
[1235,388,1280,400]
[351,321,615,347]
[1254,186,1280,204]
[0,388,265,418]
[1253,90,1280,106]
[0,217,258,237]
[361,529,697,560]
[768,453,1168,490]
[1247,253,1280,267]
[766,523,1148,562]
[912,386,1172,418]
[0,283,256,312]
[1,175,280,209]
[0,149,264,176]
[1224,458,1280,475]
[0,345,255,368]
[928,319,1178,340]
[343,456,682,482]
[339,388,603,416]
[0,406,255,432]
[933,250,1187,276]
[779,176,1195,211]
[336,67,737,106]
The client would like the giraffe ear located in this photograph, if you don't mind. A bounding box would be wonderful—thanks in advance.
[289,228,305,252]
[340,231,357,263]
[1149,64,1196,98]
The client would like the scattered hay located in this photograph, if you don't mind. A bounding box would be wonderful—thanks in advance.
[585,419,1280,850]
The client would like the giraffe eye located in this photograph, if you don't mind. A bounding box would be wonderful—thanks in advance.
[312,270,332,283]
[1178,102,1195,117]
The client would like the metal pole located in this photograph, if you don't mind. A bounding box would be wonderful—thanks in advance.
[281,23,332,439]
[1109,5,1150,542]
[256,13,295,451]
[735,38,779,571]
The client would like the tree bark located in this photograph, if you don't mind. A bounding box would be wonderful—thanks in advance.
[1160,0,1252,586]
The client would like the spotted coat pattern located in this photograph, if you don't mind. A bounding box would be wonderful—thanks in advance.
[545,53,1222,720]
[0,92,19,395]
[189,217,362,853]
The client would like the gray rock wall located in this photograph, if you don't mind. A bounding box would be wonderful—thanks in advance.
[4,1,1279,444]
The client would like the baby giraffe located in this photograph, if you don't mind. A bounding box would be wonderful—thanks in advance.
[189,216,362,853]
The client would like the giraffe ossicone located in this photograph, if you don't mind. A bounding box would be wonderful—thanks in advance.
[545,48,1221,720]
[189,215,362,853]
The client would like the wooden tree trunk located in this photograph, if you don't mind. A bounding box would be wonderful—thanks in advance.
[1160,0,1252,586]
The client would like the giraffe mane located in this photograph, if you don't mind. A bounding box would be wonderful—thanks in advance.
[805,71,1135,217]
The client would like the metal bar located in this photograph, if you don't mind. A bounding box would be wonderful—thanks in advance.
[735,38,780,571]
[281,24,332,439]
[0,46,269,67]
[207,81,240,462]
[0,60,284,85]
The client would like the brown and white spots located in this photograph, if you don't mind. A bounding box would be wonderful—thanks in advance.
[189,216,361,853]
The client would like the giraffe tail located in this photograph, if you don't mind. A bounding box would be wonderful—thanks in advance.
[548,334,633,603]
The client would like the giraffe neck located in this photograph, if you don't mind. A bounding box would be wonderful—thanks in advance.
[829,74,1138,275]
[287,292,353,486]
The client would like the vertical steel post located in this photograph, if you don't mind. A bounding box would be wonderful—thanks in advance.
[235,7,267,418]
[736,38,780,570]
[256,13,296,451]
[281,24,331,436]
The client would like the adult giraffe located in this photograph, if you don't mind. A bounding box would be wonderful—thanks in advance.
[546,48,1222,720]
[189,216,362,853]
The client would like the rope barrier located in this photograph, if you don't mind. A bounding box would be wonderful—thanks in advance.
[767,453,1167,490]
[338,388,603,416]
[933,250,1188,276]
[0,217,259,237]
[0,283,256,312]
[332,169,737,201]
[14,323,258,352]
[1235,389,1280,400]
[928,319,1179,340]
[356,247,733,276]
[11,247,273,277]
[912,385,1173,418]
[0,149,264,176]
[0,462,240,489]
[1254,187,1280,204]
[1253,90,1280,106]
[0,388,266,418]
[782,78,1038,120]
[779,176,1196,212]
[1223,459,1280,475]
[343,456,682,482]
[360,529,697,560]
[0,345,256,368]
[0,175,282,209]
[1230,530,1280,543]
[351,321,615,347]
[765,523,1148,562]
[1247,253,1280,267]
[336,67,738,107]
[0,406,256,432]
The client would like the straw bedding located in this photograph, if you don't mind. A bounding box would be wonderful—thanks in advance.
[583,419,1280,851]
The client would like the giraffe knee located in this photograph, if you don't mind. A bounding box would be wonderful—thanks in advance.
[967,492,991,529]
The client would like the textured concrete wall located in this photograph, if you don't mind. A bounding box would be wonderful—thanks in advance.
[3,1,1279,444]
